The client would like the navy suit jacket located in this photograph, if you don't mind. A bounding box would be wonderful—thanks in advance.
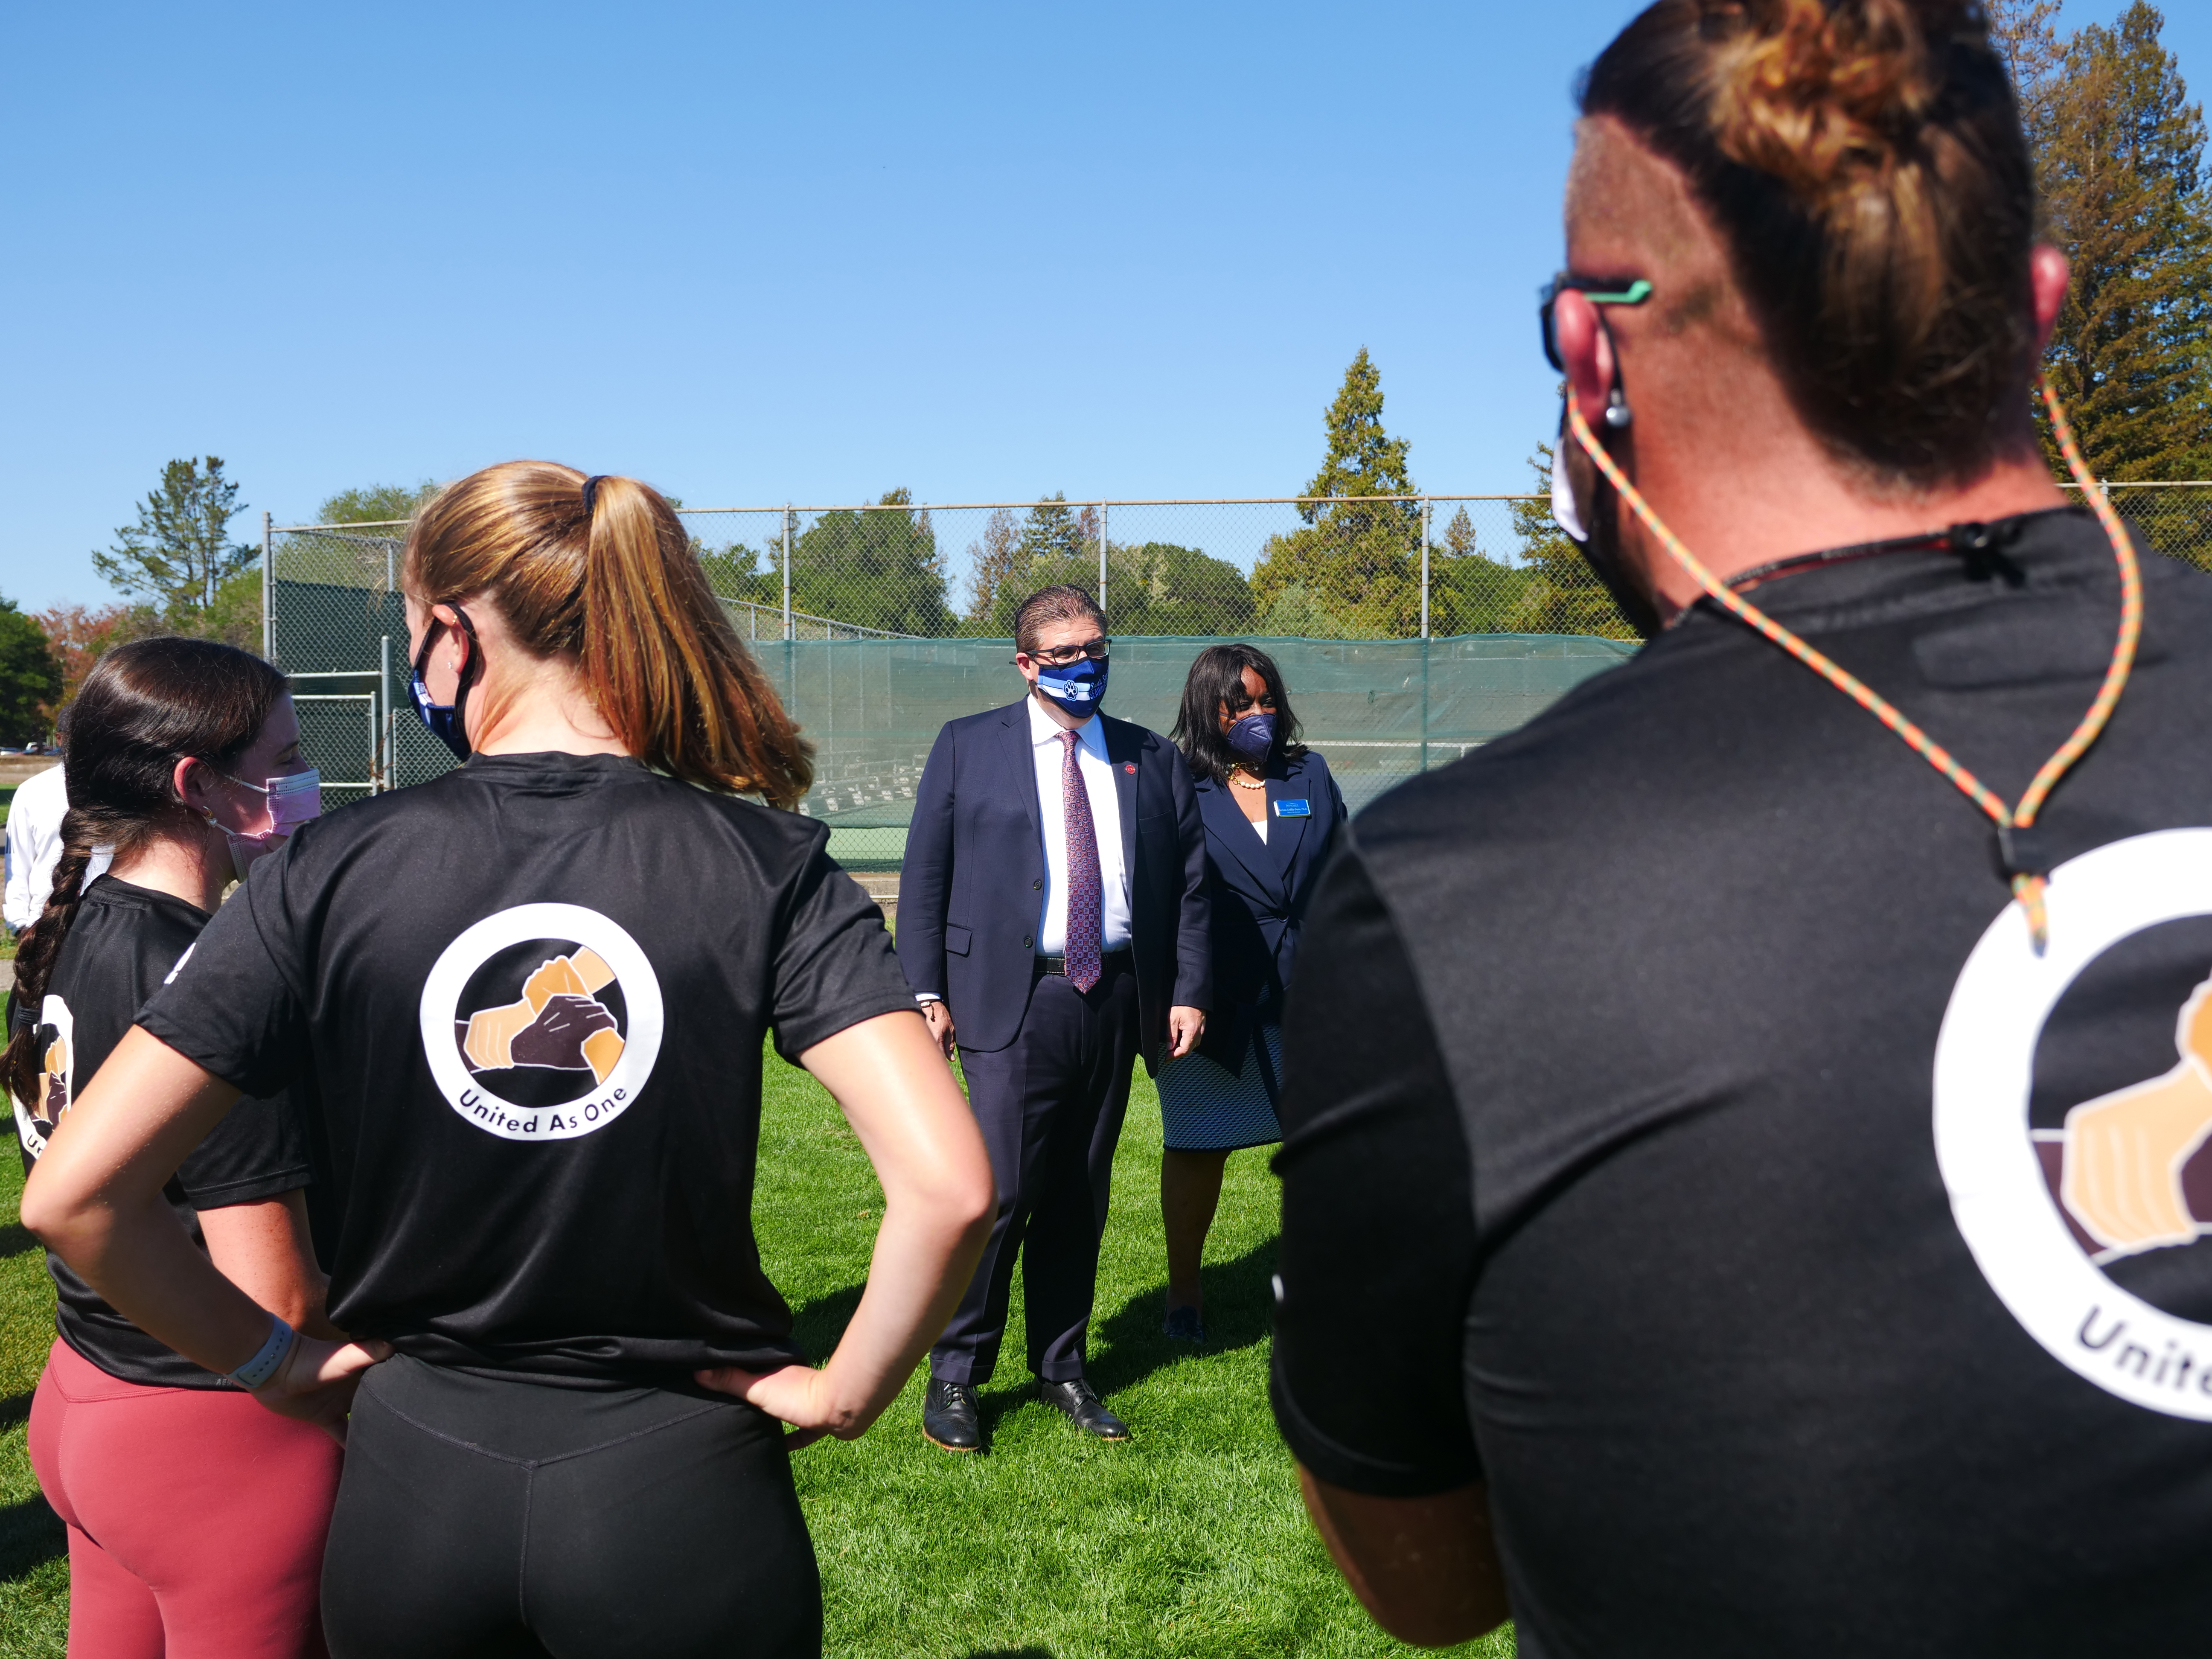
[899,699,1212,1071]
[1190,748,1346,1069]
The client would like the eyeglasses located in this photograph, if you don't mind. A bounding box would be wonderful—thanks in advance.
[1030,637,1110,668]
[1539,272,1654,371]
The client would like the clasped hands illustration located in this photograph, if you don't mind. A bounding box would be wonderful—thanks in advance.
[459,949,626,1085]
[2061,978,2212,1255]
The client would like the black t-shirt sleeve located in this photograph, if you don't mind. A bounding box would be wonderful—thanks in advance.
[769,832,923,1062]
[137,852,314,1100]
[171,1088,311,1210]
[1269,837,1483,1496]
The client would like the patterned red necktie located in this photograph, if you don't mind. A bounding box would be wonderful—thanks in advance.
[1058,729,1104,991]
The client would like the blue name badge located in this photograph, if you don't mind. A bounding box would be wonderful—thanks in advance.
[1274,798,1312,818]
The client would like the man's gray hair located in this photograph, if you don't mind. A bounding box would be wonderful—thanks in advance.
[1015,585,1106,656]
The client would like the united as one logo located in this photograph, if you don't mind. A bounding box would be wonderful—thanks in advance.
[419,904,664,1142]
[1935,828,2212,1418]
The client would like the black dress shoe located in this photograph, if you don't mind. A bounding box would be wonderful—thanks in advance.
[923,1377,982,1452]
[1038,1377,1129,1441]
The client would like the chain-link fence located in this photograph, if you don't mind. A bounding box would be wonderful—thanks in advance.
[261,483,2212,867]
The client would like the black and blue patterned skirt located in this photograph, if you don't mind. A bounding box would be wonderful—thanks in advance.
[1158,1005,1283,1153]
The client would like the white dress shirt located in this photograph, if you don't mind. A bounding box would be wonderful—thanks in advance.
[4,765,111,932]
[1028,694,1132,955]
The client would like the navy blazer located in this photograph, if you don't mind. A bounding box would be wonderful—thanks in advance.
[1189,749,1345,1069]
[899,699,1212,1072]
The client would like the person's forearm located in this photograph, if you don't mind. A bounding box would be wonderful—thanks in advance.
[1298,1466,1510,1647]
[39,1185,285,1375]
[815,1182,990,1433]
[200,1190,337,1339]
[792,1010,992,1435]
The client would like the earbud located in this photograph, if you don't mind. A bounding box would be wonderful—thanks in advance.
[1604,384,1634,430]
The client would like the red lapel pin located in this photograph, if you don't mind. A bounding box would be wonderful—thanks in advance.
[1123,763,1137,774]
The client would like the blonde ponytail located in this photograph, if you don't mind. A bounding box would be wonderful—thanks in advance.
[404,462,814,806]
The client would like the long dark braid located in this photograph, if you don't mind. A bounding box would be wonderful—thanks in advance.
[3,638,285,1111]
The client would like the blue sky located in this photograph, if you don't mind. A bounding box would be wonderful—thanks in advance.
[1,0,2203,613]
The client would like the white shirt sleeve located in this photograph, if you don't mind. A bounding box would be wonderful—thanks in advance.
[3,766,110,931]
[5,765,65,931]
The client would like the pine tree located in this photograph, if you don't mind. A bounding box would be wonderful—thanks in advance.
[2013,2,2212,477]
[1250,350,1423,637]
[95,457,258,621]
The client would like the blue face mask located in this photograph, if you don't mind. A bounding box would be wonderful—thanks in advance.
[1225,711,1275,763]
[1035,656,1109,718]
[409,607,479,763]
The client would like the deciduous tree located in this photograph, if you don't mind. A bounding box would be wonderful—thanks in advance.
[0,601,63,746]
[792,488,954,636]
[316,480,441,524]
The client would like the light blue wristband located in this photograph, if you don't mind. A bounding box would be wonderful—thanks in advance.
[225,1314,296,1391]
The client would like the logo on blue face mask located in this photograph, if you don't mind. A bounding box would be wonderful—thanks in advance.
[1036,657,1109,717]
[409,670,472,763]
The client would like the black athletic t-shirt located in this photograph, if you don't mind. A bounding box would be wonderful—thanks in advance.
[14,876,310,1388]
[1272,508,2212,1657]
[139,752,914,1386]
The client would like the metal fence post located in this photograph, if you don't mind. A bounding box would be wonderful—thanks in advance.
[378,633,392,792]
[1098,502,1109,612]
[782,504,793,643]
[262,511,274,662]
[1420,498,1432,641]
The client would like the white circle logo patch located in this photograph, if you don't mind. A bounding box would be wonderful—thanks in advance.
[1935,827,2212,1418]
[419,904,664,1142]
[12,995,73,1159]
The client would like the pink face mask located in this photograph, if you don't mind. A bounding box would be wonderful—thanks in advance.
[209,768,323,879]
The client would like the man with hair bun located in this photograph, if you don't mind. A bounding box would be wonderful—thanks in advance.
[901,582,1211,1452]
[1270,1,2212,1652]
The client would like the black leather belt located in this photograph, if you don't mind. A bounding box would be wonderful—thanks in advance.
[1035,948,1133,977]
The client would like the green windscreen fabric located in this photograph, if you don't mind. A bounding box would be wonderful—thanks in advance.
[267,575,1636,867]
[765,634,1636,867]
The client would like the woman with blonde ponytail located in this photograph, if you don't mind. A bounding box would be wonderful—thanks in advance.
[22,462,992,1659]
[12,638,339,1658]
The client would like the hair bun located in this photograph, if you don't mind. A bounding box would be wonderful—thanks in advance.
[1712,0,1968,203]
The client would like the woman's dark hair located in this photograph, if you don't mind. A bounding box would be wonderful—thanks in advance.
[1582,0,2035,485]
[1171,644,1307,786]
[5,638,286,1110]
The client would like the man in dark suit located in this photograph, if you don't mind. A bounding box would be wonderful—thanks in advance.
[900,584,1210,1451]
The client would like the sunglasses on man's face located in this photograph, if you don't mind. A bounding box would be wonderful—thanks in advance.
[1539,273,1654,371]
[1030,637,1110,668]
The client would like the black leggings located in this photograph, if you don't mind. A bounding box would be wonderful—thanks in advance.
[323,1356,821,1659]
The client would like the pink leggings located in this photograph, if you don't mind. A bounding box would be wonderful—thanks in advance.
[29,1337,344,1659]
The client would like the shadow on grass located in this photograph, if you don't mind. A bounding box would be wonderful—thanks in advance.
[0,1220,38,1259]
[966,1650,1053,1658]
[791,1281,866,1361]
[1087,1234,1278,1399]
[0,1391,29,1432]
[0,1493,62,1580]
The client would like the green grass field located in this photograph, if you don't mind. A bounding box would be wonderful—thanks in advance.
[0,1051,1511,1657]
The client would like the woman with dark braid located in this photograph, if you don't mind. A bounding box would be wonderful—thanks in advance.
[12,637,338,1658]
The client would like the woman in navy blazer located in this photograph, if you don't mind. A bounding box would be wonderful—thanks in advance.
[1158,644,1345,1341]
